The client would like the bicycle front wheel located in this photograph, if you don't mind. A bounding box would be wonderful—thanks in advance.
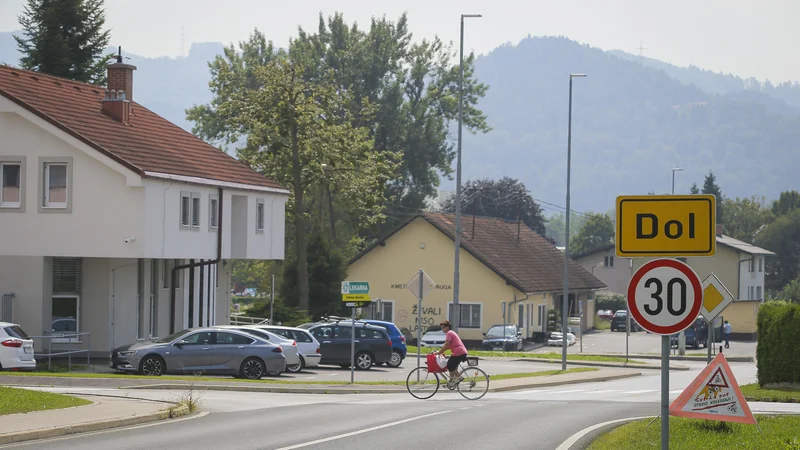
[406,367,440,400]
[457,367,489,400]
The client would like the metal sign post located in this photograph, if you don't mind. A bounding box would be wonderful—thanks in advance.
[341,281,371,384]
[417,271,423,369]
[350,306,356,384]
[699,273,734,364]
[406,269,435,371]
[501,301,507,353]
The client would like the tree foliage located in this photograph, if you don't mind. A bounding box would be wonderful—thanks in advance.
[721,195,773,243]
[701,170,725,224]
[545,212,590,247]
[14,0,112,84]
[439,177,545,235]
[772,190,800,217]
[569,213,615,257]
[755,209,800,294]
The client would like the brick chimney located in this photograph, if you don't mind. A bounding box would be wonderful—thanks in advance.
[102,47,136,123]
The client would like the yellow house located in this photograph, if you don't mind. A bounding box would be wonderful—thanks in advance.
[347,213,606,346]
[627,227,774,341]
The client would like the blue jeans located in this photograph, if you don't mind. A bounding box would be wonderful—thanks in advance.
[724,333,730,347]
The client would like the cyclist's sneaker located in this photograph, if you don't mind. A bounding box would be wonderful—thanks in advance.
[454,375,465,384]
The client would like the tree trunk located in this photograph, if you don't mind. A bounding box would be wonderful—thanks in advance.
[291,121,310,311]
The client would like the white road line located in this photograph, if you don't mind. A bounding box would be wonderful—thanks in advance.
[543,389,588,394]
[669,390,683,394]
[274,410,453,450]
[328,374,338,377]
[625,390,657,394]
[585,390,618,394]
[555,415,653,450]
[303,377,316,380]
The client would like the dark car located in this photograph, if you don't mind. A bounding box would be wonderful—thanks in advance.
[308,322,393,370]
[358,320,407,368]
[482,324,524,351]
[670,317,708,349]
[610,310,641,332]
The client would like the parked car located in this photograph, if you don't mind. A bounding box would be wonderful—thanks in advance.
[418,325,446,348]
[482,324,524,351]
[0,322,36,371]
[597,310,614,321]
[109,328,286,379]
[213,325,302,373]
[547,331,576,346]
[610,310,641,332]
[670,317,709,349]
[357,320,407,368]
[308,322,392,370]
[257,325,321,371]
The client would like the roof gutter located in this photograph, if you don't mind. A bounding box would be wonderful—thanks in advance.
[170,186,224,333]
[144,171,290,195]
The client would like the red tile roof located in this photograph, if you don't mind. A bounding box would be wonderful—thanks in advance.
[351,212,607,293]
[0,65,286,191]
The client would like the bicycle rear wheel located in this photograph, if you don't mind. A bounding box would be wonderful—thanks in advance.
[457,367,489,400]
[406,367,440,400]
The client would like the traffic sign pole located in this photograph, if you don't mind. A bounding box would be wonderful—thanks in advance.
[661,334,669,450]
[350,306,356,384]
[417,269,423,372]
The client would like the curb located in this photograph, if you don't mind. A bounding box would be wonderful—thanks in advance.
[577,353,754,363]
[511,358,690,371]
[0,403,190,445]
[555,415,653,450]
[489,371,642,392]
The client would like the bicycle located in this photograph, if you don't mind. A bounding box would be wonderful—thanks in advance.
[406,354,490,400]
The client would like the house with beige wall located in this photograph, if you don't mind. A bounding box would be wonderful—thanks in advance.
[574,244,633,296]
[0,62,288,359]
[347,213,606,345]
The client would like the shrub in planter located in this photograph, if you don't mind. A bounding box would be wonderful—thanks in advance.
[756,301,800,386]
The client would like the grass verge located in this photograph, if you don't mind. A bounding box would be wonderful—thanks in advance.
[406,347,642,364]
[0,386,91,416]
[594,320,611,331]
[0,368,597,386]
[740,383,800,403]
[588,415,800,450]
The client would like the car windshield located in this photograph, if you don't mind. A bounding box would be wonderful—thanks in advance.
[4,326,29,339]
[486,326,516,337]
[154,329,192,343]
[614,312,627,317]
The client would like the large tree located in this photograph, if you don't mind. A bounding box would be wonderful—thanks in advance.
[198,52,400,310]
[14,0,112,84]
[701,170,725,224]
[439,177,546,235]
[569,213,615,257]
[755,209,800,294]
[281,233,348,320]
[772,190,800,217]
[722,195,773,243]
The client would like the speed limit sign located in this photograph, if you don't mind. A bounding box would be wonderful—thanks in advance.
[627,258,703,335]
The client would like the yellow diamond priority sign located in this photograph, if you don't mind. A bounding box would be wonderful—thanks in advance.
[700,273,734,321]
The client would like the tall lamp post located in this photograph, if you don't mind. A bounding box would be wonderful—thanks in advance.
[672,167,685,355]
[562,73,587,370]
[452,13,482,332]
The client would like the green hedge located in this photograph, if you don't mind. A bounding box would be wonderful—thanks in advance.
[756,301,800,386]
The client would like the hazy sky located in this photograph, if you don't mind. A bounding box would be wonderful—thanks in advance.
[1,0,797,83]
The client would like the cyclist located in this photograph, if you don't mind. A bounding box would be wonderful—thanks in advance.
[433,320,468,382]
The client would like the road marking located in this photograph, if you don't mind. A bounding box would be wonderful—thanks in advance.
[670,390,683,394]
[555,415,654,450]
[303,377,316,380]
[585,390,618,394]
[543,389,588,394]
[274,410,453,450]
[328,373,338,376]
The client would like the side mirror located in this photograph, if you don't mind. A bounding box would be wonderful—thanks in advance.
[174,340,188,347]
[482,332,487,336]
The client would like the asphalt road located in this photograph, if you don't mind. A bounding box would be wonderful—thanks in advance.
[5,360,779,450]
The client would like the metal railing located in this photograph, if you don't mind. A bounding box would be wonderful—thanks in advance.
[229,314,275,326]
[29,332,91,372]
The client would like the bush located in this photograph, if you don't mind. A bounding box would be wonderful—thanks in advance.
[756,301,800,386]
[595,293,626,313]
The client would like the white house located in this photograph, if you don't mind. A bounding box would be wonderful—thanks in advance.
[0,60,289,357]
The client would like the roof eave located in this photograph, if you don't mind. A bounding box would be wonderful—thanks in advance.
[143,171,291,194]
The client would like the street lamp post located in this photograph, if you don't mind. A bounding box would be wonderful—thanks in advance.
[672,167,683,195]
[452,13,482,332]
[672,167,685,355]
[562,73,587,371]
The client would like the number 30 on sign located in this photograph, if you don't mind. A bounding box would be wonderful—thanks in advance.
[627,258,703,335]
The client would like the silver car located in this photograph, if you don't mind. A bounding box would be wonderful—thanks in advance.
[212,325,302,373]
[110,328,286,379]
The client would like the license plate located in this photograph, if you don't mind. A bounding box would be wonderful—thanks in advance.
[23,346,32,354]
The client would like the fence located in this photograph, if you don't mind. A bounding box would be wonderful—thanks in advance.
[1,293,12,322]
[229,314,276,326]
[29,332,91,371]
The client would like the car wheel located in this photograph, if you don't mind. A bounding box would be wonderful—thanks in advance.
[355,352,373,370]
[139,355,165,376]
[387,350,403,368]
[239,357,266,380]
[286,356,304,373]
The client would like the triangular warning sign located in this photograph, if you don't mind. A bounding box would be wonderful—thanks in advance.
[669,353,756,424]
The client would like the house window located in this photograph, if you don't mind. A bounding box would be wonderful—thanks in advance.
[369,300,394,322]
[43,162,67,208]
[52,257,81,342]
[256,199,265,232]
[191,193,200,228]
[209,195,219,229]
[150,259,159,337]
[448,303,481,329]
[604,256,614,267]
[180,192,191,227]
[758,257,763,272]
[162,259,171,289]
[137,259,145,339]
[756,286,762,299]
[0,162,22,208]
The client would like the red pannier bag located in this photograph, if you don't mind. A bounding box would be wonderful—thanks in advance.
[426,354,446,373]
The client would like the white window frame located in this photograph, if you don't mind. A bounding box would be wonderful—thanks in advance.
[447,302,483,329]
[0,159,24,210]
[51,295,80,343]
[180,192,191,228]
[39,157,72,213]
[191,193,201,228]
[209,194,219,230]
[756,285,762,300]
[370,300,394,322]
[256,198,265,232]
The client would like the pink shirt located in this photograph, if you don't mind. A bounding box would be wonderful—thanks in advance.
[445,330,468,356]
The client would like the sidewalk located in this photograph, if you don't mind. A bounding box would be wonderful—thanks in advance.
[0,394,189,445]
[0,367,642,395]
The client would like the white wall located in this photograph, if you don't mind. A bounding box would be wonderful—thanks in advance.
[739,254,766,300]
[576,249,633,296]
[0,112,146,258]
[0,256,46,334]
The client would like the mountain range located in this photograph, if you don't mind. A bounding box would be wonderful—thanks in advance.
[2,31,797,215]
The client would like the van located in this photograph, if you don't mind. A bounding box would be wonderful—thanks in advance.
[670,317,708,349]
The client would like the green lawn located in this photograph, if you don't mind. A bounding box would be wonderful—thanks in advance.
[405,346,641,364]
[0,367,596,386]
[0,386,91,416]
[740,383,800,403]
[588,416,800,450]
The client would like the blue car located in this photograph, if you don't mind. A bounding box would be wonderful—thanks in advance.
[361,320,407,368]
